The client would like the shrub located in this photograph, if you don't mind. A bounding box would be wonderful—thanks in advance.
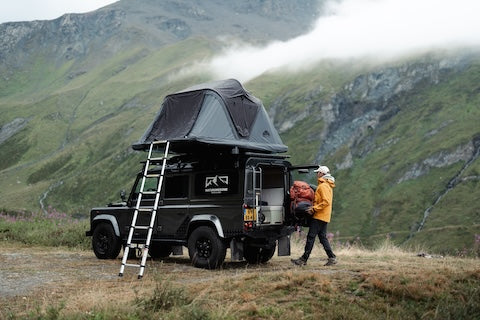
[0,207,90,249]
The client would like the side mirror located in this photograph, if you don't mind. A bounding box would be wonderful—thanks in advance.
[120,190,126,202]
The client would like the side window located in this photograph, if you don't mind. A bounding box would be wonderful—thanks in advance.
[130,176,158,203]
[164,176,189,199]
[142,177,159,192]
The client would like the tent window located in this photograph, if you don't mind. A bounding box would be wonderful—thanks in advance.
[225,95,259,137]
[145,91,205,141]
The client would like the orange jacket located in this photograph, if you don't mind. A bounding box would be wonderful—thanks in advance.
[312,175,336,222]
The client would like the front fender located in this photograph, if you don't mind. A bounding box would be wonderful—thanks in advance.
[189,215,225,238]
[92,214,121,237]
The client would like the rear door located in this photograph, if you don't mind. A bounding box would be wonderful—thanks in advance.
[244,159,289,226]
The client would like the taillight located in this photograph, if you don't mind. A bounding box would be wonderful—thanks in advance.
[244,221,254,231]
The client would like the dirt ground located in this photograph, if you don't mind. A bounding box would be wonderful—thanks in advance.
[2,241,478,318]
[0,241,320,316]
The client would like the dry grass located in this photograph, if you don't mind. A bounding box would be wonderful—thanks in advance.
[1,236,479,319]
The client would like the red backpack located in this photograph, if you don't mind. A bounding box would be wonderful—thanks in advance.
[289,181,315,225]
[290,180,314,203]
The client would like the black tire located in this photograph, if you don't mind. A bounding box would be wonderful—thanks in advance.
[148,243,172,258]
[244,242,276,264]
[188,226,226,269]
[92,222,121,259]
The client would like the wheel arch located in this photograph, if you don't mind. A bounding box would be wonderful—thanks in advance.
[188,214,225,238]
[92,214,120,237]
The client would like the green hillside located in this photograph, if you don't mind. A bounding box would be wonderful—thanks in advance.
[0,37,215,213]
[250,55,480,254]
[329,60,480,253]
[1,35,479,254]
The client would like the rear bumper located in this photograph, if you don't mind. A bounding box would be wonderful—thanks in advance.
[246,225,295,240]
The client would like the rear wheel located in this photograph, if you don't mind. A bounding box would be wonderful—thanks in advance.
[244,242,276,264]
[188,226,226,269]
[92,222,121,259]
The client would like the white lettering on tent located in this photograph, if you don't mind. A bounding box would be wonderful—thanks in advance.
[205,175,229,194]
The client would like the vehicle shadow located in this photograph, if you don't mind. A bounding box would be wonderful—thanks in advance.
[147,255,269,270]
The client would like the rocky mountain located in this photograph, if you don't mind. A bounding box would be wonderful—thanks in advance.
[0,0,319,71]
[0,0,479,254]
[256,52,480,252]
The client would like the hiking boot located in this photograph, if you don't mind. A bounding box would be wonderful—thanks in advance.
[291,257,307,266]
[324,257,337,266]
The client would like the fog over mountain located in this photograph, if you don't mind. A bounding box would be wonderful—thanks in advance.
[205,0,480,82]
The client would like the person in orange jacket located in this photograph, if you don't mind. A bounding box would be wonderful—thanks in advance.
[291,165,337,266]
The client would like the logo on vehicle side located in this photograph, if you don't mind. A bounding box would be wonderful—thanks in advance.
[205,175,229,194]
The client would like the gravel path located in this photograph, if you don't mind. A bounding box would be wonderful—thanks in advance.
[0,245,118,297]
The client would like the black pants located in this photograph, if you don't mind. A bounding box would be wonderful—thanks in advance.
[302,218,336,260]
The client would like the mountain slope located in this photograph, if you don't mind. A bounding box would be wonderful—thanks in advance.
[253,53,480,252]
[0,0,321,212]
[0,1,479,254]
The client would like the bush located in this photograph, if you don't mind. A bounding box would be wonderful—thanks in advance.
[0,208,90,249]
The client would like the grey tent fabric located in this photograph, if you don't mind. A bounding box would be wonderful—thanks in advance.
[132,79,287,153]
[142,90,205,141]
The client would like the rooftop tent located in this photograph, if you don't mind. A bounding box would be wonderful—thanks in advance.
[132,79,288,153]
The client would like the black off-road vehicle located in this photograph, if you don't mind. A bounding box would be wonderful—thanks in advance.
[86,146,311,268]
[86,79,314,270]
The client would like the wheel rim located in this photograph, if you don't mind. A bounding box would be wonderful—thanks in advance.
[195,238,212,258]
[96,231,109,253]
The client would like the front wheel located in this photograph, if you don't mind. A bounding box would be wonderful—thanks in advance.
[188,226,226,269]
[92,222,121,259]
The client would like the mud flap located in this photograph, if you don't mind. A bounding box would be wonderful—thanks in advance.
[278,235,291,256]
[230,238,244,261]
[172,246,183,256]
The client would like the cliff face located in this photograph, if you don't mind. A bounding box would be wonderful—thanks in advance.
[0,0,320,69]
[270,55,474,164]
[261,51,480,251]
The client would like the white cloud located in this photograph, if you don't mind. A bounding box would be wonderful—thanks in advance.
[0,0,118,23]
[207,0,480,82]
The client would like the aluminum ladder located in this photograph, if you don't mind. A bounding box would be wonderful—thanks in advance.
[119,140,170,279]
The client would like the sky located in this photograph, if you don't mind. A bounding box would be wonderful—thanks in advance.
[0,0,118,23]
[206,0,480,82]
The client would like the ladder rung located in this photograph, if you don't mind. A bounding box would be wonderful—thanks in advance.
[126,244,144,248]
[149,157,166,161]
[141,191,156,195]
[138,208,153,212]
[151,140,168,145]
[134,226,151,230]
[124,263,141,268]
[145,174,160,178]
